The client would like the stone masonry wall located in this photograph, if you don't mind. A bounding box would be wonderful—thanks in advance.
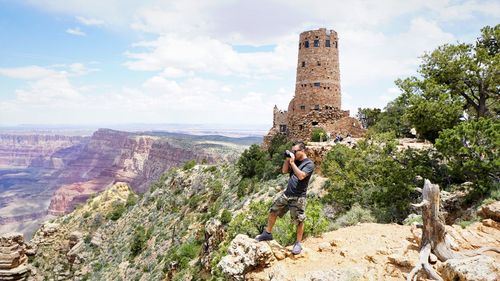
[287,107,348,141]
[272,105,288,134]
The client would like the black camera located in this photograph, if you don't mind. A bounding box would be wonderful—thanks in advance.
[283,150,294,158]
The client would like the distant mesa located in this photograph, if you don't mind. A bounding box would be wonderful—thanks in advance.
[264,28,365,146]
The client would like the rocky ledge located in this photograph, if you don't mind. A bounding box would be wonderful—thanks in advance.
[0,233,34,281]
[219,219,500,281]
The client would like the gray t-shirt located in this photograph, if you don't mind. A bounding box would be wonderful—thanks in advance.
[284,158,315,197]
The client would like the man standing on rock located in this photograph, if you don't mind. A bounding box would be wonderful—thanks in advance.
[255,141,315,255]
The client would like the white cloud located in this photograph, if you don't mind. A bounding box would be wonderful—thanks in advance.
[124,33,296,78]
[76,16,105,26]
[1,64,290,124]
[66,27,86,36]
[66,63,99,76]
[0,64,99,80]
[339,18,455,87]
[0,66,58,79]
[15,74,82,105]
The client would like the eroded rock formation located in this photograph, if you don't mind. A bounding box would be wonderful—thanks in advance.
[0,233,31,281]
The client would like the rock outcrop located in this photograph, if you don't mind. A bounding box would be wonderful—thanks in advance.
[479,201,500,222]
[201,219,225,271]
[28,183,134,280]
[439,255,500,281]
[0,233,31,281]
[218,234,277,280]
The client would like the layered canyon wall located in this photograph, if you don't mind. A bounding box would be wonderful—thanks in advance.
[0,128,226,238]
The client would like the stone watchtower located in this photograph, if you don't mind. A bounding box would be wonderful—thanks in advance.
[263,28,364,146]
[289,28,341,115]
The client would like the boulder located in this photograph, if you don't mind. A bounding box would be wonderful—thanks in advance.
[218,234,275,280]
[439,255,499,281]
[41,223,60,237]
[479,201,500,222]
[68,231,83,248]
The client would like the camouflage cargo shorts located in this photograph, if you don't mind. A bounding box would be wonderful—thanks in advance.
[269,193,307,225]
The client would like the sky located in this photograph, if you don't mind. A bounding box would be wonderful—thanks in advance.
[0,0,498,127]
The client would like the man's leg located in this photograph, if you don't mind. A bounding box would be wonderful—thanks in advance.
[296,221,304,242]
[290,197,306,254]
[255,212,277,241]
[265,212,278,233]
[256,193,288,241]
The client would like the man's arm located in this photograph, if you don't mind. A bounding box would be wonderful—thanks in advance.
[282,159,290,174]
[289,160,307,180]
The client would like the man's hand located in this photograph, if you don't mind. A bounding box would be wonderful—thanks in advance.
[289,152,295,164]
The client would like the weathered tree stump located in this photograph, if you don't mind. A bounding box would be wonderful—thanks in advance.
[407,179,499,281]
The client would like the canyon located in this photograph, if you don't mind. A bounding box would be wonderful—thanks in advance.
[0,128,256,239]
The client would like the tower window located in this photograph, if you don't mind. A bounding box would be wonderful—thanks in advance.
[335,41,338,48]
[300,105,305,110]
[314,105,320,111]
[312,121,319,125]
[279,125,287,133]
[317,61,321,66]
[314,40,319,47]
[325,40,331,47]
[299,42,301,49]
[304,41,309,48]
[301,61,305,67]
[313,82,321,87]
[299,125,303,130]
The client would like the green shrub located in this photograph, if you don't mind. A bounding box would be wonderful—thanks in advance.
[188,194,203,209]
[164,239,202,274]
[130,226,151,258]
[335,203,376,227]
[107,201,126,221]
[226,200,270,240]
[210,180,223,201]
[237,178,257,198]
[403,214,423,225]
[220,209,232,224]
[237,144,268,178]
[204,165,217,173]
[456,215,481,229]
[182,160,196,171]
[321,134,441,223]
[271,199,329,246]
[156,198,165,211]
[304,198,330,237]
[84,234,92,244]
[435,118,499,196]
[311,127,328,142]
[237,134,292,181]
[126,193,138,208]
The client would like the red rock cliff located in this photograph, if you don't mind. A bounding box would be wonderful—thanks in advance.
[47,129,215,215]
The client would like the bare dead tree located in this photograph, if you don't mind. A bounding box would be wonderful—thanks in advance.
[407,179,499,281]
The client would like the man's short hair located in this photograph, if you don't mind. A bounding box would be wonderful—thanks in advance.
[293,140,306,151]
